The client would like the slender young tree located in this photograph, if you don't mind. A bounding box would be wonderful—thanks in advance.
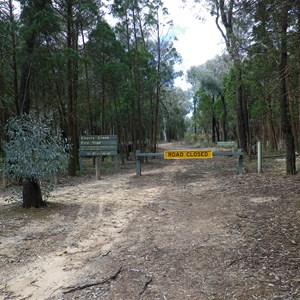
[187,55,231,141]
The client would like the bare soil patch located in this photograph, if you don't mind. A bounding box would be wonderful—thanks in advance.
[1,143,300,299]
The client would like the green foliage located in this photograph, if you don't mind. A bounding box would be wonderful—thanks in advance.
[187,55,234,141]
[194,89,213,127]
[162,87,190,141]
[183,132,212,147]
[4,114,69,181]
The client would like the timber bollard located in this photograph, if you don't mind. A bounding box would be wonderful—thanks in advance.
[2,173,7,188]
[96,157,101,180]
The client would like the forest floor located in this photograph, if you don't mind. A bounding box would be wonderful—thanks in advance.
[0,142,300,300]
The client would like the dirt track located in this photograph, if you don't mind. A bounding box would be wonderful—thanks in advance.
[1,143,300,299]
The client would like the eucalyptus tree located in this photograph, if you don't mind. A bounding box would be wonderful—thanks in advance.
[191,0,298,174]
[161,87,191,141]
[77,1,102,136]
[17,0,59,114]
[277,1,296,174]
[188,64,218,140]
[111,0,181,151]
[0,0,19,146]
[145,1,182,151]
[111,0,149,150]
[186,0,252,150]
[4,115,69,208]
[143,5,182,150]
[207,0,251,152]
[86,19,129,136]
[236,0,297,173]
[49,0,99,175]
[187,55,231,142]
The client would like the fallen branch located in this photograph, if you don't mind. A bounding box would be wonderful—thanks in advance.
[236,214,248,219]
[63,266,122,294]
[226,256,249,268]
[139,277,152,296]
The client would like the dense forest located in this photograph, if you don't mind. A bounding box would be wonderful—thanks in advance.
[0,0,189,178]
[186,0,300,175]
[1,0,300,176]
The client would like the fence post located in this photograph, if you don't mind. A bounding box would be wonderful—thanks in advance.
[54,174,59,185]
[96,156,101,180]
[114,155,119,172]
[257,141,262,173]
[79,157,83,175]
[2,172,7,188]
[136,150,141,176]
[237,149,244,174]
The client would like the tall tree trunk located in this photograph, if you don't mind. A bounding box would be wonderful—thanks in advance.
[212,95,216,142]
[279,4,296,174]
[265,95,278,150]
[287,81,299,151]
[242,83,251,151]
[150,89,155,151]
[220,93,227,140]
[101,77,106,133]
[216,0,249,152]
[235,65,248,151]
[23,179,45,208]
[153,9,161,153]
[124,11,137,148]
[16,1,54,208]
[8,0,19,115]
[18,1,50,114]
[0,72,8,149]
[193,98,197,134]
[80,26,94,134]
[132,6,144,152]
[19,35,34,115]
[297,0,300,152]
[66,0,78,176]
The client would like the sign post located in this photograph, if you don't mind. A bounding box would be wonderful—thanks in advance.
[79,135,118,179]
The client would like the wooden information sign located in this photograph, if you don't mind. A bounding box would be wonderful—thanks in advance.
[79,135,118,157]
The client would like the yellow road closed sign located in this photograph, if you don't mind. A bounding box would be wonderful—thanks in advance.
[164,150,213,159]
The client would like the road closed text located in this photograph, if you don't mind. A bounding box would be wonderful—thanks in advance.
[164,150,213,159]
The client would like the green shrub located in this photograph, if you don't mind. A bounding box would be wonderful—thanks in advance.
[3,114,69,207]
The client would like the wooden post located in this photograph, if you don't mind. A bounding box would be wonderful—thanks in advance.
[79,157,83,175]
[54,174,59,184]
[257,141,262,173]
[96,156,101,180]
[114,155,119,172]
[136,150,141,176]
[2,173,7,188]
